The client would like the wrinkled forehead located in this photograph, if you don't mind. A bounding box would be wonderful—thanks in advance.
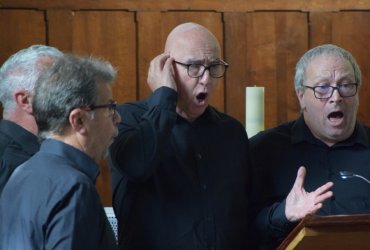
[305,54,355,80]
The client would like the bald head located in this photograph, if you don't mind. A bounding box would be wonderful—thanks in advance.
[161,22,224,121]
[165,22,220,56]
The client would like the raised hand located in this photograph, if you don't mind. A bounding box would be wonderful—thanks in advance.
[147,53,177,92]
[285,166,334,222]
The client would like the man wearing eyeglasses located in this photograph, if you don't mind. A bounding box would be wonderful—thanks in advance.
[109,22,250,249]
[249,44,370,249]
[0,54,120,249]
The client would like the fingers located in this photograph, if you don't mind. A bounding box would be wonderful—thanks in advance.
[292,166,306,190]
[313,181,334,204]
[162,56,174,76]
[285,167,334,222]
[314,181,334,195]
[147,53,176,92]
[155,53,171,71]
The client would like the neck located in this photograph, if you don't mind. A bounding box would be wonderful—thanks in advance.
[5,112,38,135]
[176,107,199,122]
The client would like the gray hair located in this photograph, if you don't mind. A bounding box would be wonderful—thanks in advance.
[0,45,63,116]
[294,44,361,91]
[33,54,117,139]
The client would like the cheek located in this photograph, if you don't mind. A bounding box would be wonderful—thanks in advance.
[208,80,219,92]
[105,120,116,132]
[310,101,326,115]
[346,97,359,116]
[304,100,327,122]
[301,92,325,111]
[299,95,308,110]
[177,79,197,97]
[95,119,112,135]
[353,95,360,108]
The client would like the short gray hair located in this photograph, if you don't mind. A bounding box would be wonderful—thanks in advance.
[294,44,361,91]
[0,45,63,116]
[33,54,117,139]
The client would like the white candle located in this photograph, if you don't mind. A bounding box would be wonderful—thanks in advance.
[245,86,264,137]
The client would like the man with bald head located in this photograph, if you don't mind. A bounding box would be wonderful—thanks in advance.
[109,22,250,249]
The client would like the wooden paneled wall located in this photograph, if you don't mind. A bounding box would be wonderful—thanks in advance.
[1,1,370,205]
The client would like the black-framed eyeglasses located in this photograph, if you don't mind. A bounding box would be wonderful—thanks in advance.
[303,83,358,99]
[174,60,229,78]
[87,101,117,116]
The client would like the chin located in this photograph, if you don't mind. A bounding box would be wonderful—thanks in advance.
[195,107,207,117]
[327,130,351,142]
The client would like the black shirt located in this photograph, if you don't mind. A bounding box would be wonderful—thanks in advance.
[0,139,117,250]
[0,120,39,195]
[109,87,250,250]
[249,115,370,249]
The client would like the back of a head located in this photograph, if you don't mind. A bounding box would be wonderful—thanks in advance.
[294,44,362,91]
[33,54,116,140]
[0,45,63,116]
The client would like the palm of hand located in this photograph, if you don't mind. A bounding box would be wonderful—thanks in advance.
[285,166,334,222]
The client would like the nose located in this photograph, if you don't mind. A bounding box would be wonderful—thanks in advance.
[199,68,211,85]
[113,110,121,124]
[329,87,343,103]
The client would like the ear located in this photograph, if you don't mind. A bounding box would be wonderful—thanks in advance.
[296,88,306,110]
[14,91,32,113]
[69,108,88,134]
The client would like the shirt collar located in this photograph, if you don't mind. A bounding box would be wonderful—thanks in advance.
[180,106,222,125]
[0,120,40,155]
[40,139,100,182]
[291,115,369,148]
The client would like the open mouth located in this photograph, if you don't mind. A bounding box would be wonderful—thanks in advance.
[328,111,344,121]
[196,92,208,102]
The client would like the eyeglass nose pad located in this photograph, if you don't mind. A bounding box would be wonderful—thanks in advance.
[330,86,343,99]
[334,86,341,94]
[199,69,212,81]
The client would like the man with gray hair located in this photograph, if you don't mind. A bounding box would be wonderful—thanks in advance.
[0,54,120,249]
[249,44,369,249]
[0,45,63,194]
